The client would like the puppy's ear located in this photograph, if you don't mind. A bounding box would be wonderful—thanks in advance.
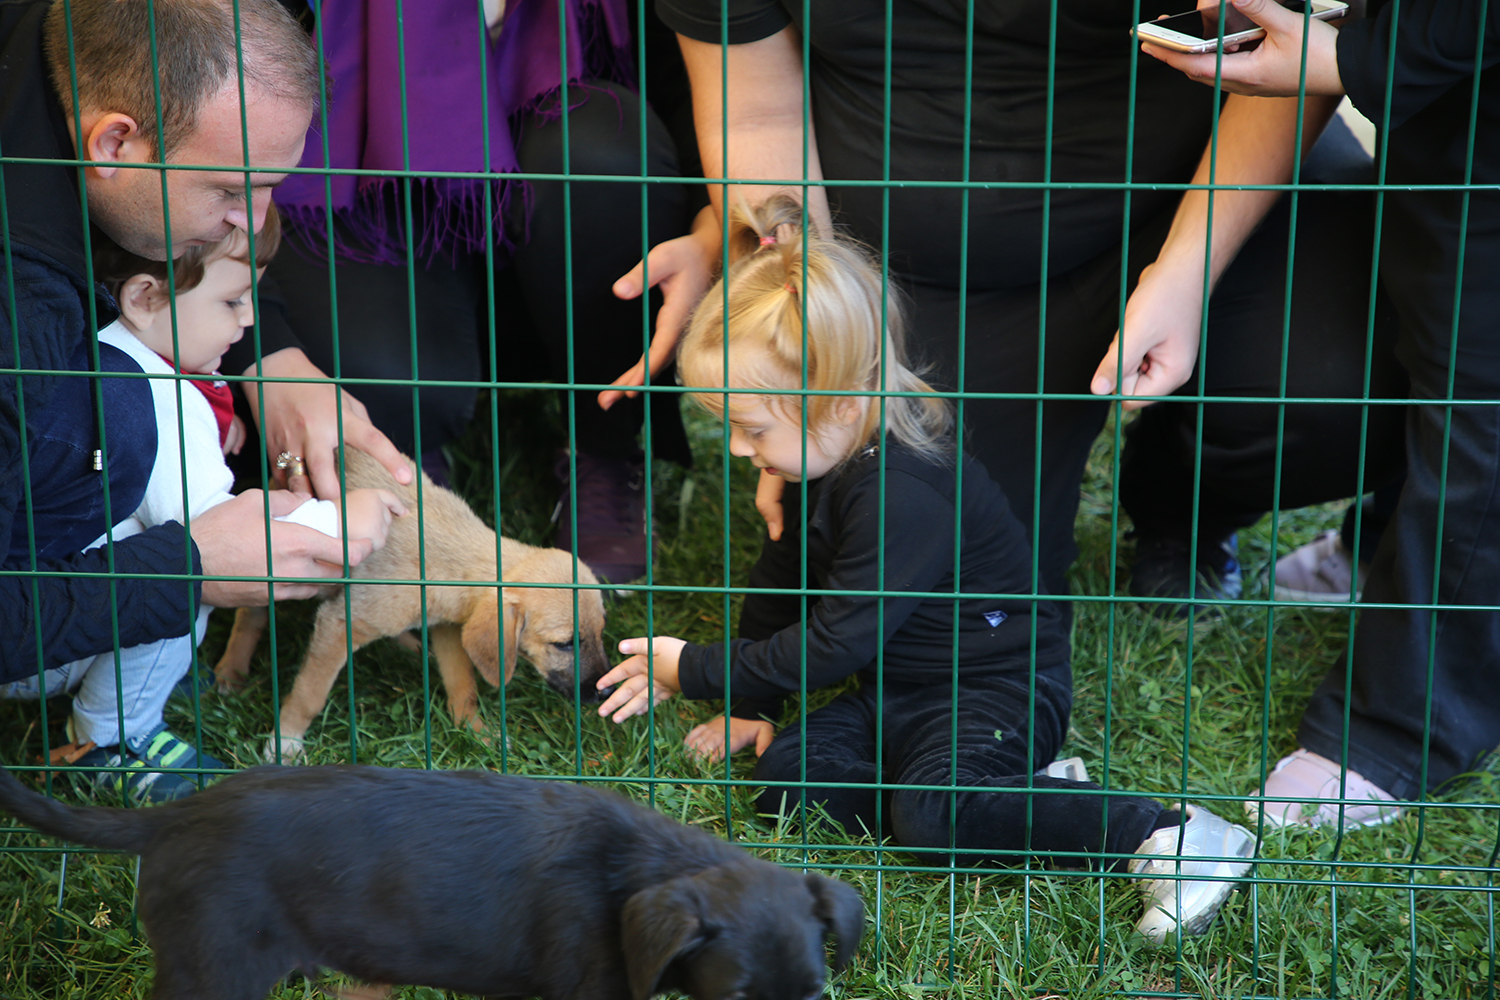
[806,874,864,972]
[621,877,708,1000]
[462,590,516,687]
[460,591,500,687]
[497,589,521,685]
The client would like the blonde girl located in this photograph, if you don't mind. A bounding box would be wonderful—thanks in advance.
[595,195,1254,943]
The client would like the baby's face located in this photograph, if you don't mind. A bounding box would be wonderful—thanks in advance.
[147,255,255,374]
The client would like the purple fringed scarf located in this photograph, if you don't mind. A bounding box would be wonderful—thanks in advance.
[274,0,633,265]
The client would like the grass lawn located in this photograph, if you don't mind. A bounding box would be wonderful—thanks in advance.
[0,392,1496,999]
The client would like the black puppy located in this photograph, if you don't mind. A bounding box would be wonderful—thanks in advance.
[0,765,863,1000]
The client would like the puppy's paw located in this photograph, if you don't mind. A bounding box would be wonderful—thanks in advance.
[214,670,245,696]
[263,734,306,765]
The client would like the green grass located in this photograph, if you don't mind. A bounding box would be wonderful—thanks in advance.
[1,395,1497,1000]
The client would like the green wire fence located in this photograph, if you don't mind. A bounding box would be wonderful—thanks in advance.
[1,0,1497,998]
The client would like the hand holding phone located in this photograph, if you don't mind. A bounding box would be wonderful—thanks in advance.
[1133,0,1347,54]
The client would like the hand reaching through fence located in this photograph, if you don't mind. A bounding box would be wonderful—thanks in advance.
[599,207,720,411]
[597,636,687,723]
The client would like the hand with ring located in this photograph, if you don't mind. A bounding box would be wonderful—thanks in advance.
[276,451,309,493]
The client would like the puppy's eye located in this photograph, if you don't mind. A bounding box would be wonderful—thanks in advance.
[551,640,575,652]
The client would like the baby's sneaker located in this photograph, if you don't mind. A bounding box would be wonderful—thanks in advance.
[1131,805,1255,943]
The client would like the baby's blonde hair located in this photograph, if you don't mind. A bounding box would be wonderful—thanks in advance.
[678,195,951,467]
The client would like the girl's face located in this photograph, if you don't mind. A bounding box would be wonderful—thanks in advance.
[724,394,864,482]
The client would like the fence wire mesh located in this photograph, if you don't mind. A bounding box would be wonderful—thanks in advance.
[1,0,1497,997]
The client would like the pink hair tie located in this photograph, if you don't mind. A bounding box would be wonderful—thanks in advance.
[759,235,777,247]
[784,282,797,294]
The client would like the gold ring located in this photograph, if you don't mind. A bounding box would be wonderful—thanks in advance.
[275,451,307,478]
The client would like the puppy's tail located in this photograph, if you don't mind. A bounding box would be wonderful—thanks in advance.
[0,767,160,854]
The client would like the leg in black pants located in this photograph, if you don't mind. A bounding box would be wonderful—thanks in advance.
[752,675,1164,867]
[1118,118,1409,608]
[509,80,692,581]
[906,209,1175,602]
[1299,235,1500,800]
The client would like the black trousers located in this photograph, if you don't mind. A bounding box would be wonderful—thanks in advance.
[1122,154,1500,798]
[752,674,1165,868]
[264,80,691,462]
[896,120,1387,600]
[1118,123,1409,539]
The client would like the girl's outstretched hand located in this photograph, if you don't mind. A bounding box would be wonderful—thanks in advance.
[596,636,687,723]
[685,714,776,760]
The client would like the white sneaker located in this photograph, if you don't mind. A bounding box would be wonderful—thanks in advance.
[1273,530,1367,603]
[1040,756,1091,783]
[1131,805,1255,943]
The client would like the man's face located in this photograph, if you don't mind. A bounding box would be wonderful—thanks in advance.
[87,84,308,261]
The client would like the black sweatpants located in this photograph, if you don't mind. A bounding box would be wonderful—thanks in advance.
[1119,120,1409,541]
[1299,192,1500,800]
[751,674,1165,868]
[901,118,1393,599]
[264,80,691,462]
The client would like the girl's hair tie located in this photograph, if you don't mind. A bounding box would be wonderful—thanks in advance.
[785,282,797,294]
[759,235,777,247]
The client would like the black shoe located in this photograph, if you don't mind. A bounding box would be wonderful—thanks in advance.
[552,449,650,584]
[1129,532,1242,619]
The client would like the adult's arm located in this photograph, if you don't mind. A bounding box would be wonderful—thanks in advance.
[1,525,202,682]
[677,26,831,232]
[1090,89,1341,407]
[601,24,831,407]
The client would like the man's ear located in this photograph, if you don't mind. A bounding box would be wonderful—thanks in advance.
[118,273,167,331]
[84,113,151,177]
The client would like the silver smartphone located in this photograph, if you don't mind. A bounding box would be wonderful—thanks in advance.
[1133,0,1348,54]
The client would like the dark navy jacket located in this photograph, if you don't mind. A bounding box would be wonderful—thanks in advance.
[1,0,202,681]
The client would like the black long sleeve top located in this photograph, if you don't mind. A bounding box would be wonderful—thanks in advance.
[675,438,1071,718]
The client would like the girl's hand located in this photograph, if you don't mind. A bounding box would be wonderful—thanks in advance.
[596,636,687,723]
[685,714,776,760]
[756,469,786,541]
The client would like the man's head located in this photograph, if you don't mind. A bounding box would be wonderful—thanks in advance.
[44,0,318,260]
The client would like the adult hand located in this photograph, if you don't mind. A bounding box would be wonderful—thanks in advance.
[240,347,414,500]
[1142,0,1345,97]
[599,207,720,411]
[756,469,786,541]
[685,714,776,760]
[191,489,378,607]
[1091,262,1206,410]
[595,635,687,723]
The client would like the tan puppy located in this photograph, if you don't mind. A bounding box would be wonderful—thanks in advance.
[214,449,609,761]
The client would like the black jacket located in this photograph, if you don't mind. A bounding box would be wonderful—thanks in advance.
[675,438,1070,719]
[0,0,202,681]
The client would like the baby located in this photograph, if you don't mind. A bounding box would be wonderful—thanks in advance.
[5,210,402,803]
